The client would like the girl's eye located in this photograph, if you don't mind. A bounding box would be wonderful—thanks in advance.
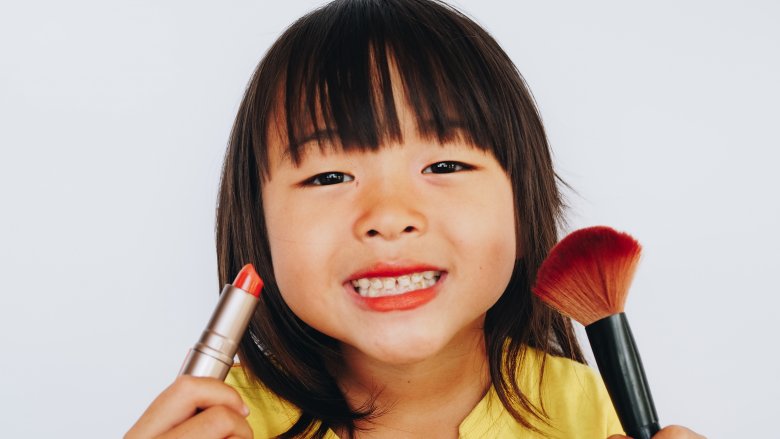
[422,161,473,174]
[303,172,355,186]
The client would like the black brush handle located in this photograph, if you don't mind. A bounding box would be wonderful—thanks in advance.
[586,313,660,439]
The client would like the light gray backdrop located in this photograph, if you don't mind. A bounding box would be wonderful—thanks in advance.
[1,0,777,437]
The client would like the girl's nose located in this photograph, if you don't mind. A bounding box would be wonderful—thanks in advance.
[353,185,427,241]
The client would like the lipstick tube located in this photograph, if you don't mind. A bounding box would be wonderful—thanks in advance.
[178,264,263,380]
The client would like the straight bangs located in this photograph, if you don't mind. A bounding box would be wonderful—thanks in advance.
[259,0,526,176]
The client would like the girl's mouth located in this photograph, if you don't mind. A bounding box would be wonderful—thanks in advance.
[350,271,442,297]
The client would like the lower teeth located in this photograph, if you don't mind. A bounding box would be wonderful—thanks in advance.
[357,276,439,297]
[357,277,439,297]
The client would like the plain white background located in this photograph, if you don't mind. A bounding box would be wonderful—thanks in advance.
[1,0,777,437]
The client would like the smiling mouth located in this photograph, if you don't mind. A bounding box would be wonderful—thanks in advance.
[350,271,442,297]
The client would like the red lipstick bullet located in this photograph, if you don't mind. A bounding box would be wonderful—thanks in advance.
[178,264,264,380]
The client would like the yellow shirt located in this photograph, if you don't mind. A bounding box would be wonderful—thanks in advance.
[226,348,624,438]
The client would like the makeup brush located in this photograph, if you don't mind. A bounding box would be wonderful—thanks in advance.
[532,226,660,439]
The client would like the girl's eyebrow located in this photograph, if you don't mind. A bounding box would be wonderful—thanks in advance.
[286,118,467,150]
[279,128,339,165]
[287,128,338,150]
[278,119,472,165]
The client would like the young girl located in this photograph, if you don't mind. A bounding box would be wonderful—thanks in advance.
[127,1,704,438]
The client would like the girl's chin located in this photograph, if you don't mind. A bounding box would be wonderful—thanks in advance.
[343,333,461,366]
[367,348,440,366]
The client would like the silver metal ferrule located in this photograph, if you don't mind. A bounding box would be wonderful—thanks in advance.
[178,284,259,380]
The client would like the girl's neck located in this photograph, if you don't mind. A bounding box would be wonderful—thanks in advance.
[334,327,491,438]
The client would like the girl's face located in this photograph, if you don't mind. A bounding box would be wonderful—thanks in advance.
[262,101,517,365]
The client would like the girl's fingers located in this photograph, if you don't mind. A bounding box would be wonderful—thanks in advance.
[606,426,706,439]
[156,405,253,439]
[126,375,249,438]
[653,425,706,439]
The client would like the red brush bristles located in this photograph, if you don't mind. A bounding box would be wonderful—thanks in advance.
[532,226,642,326]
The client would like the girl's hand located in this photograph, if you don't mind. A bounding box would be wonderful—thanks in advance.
[608,425,706,439]
[125,375,253,439]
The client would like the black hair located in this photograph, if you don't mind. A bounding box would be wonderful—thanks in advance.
[216,1,584,437]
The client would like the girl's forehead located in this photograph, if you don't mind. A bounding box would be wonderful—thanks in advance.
[265,65,476,164]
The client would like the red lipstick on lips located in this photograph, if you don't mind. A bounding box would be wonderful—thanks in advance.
[347,263,444,312]
[178,263,264,379]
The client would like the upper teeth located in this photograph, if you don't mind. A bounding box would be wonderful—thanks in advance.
[351,271,441,297]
